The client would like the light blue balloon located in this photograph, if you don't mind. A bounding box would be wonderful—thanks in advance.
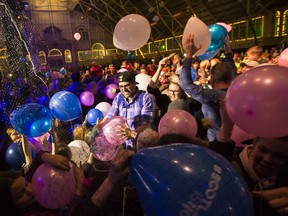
[197,24,227,60]
[208,24,228,50]
[10,103,52,137]
[131,143,254,216]
[49,91,82,121]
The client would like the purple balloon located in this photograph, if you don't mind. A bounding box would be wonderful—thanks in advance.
[105,84,119,99]
[80,91,95,106]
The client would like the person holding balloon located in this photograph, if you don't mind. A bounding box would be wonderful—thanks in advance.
[180,34,235,141]
[0,142,136,215]
[207,96,288,216]
[99,71,154,149]
[5,128,33,173]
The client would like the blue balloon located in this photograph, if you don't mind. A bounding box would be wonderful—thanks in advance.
[10,103,52,137]
[197,24,227,60]
[87,108,104,126]
[5,142,36,170]
[38,95,50,108]
[198,48,220,60]
[131,143,254,216]
[60,67,67,75]
[45,71,51,78]
[49,91,82,121]
[208,24,228,50]
[127,51,135,59]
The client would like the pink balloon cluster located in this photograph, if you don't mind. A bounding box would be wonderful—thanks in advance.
[226,65,288,138]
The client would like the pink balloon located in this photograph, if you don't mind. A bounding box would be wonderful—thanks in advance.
[158,110,198,138]
[31,163,76,209]
[278,48,288,67]
[80,91,95,106]
[105,84,119,99]
[74,32,81,41]
[91,135,120,161]
[113,14,151,51]
[102,116,129,146]
[226,65,288,138]
[231,125,256,148]
[216,22,232,32]
[182,16,211,56]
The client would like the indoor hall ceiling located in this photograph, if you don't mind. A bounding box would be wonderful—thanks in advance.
[76,0,288,41]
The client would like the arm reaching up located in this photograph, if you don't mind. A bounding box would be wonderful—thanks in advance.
[149,53,175,88]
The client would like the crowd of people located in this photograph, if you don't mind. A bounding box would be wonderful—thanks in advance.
[0,35,288,216]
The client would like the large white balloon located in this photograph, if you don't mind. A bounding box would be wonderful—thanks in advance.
[136,74,151,91]
[182,16,211,56]
[113,14,151,51]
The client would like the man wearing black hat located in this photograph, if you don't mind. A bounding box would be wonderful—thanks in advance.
[104,71,154,148]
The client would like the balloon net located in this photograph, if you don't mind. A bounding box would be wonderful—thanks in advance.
[0,0,48,125]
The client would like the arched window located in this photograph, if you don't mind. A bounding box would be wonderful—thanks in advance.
[282,10,288,36]
[64,49,72,63]
[274,11,281,37]
[77,26,89,40]
[0,48,7,60]
[48,48,62,58]
[91,43,105,59]
[38,51,46,65]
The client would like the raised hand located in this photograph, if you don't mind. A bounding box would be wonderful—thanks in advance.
[183,34,202,58]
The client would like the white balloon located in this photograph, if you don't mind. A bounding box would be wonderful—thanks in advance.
[68,140,90,167]
[95,102,112,117]
[113,14,151,51]
[182,17,211,56]
[135,74,151,91]
[74,32,81,41]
